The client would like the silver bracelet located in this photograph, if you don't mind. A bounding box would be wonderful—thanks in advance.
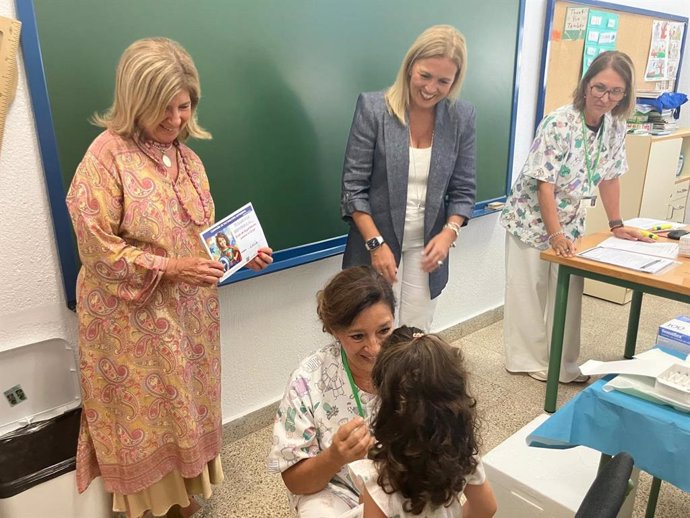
[547,230,566,244]
[443,222,461,238]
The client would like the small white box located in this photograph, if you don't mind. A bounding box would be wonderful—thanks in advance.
[657,316,690,355]
[483,414,636,518]
[678,234,690,257]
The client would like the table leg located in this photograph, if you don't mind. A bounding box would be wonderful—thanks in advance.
[545,267,570,413]
[645,477,661,518]
[624,291,643,359]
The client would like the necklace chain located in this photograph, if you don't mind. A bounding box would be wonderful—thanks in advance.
[136,136,211,226]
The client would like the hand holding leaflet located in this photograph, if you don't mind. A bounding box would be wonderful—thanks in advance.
[199,202,269,282]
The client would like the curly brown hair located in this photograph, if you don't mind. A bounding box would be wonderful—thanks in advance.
[370,326,480,514]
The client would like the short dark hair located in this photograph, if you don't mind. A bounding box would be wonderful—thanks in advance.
[370,326,480,514]
[316,266,395,333]
[573,50,635,119]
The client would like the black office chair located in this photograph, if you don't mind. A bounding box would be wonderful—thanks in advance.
[574,452,634,518]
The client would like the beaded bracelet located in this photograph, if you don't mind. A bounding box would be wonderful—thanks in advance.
[547,230,566,244]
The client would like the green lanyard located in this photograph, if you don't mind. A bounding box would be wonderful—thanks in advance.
[340,346,365,418]
[580,115,605,191]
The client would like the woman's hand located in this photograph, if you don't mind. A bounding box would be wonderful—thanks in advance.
[370,244,397,284]
[550,234,577,257]
[163,257,224,286]
[612,227,656,243]
[247,247,274,271]
[420,229,455,272]
[327,417,374,467]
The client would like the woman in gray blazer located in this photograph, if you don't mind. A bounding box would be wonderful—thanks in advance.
[341,25,476,331]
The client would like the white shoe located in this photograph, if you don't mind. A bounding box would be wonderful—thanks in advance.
[528,370,590,384]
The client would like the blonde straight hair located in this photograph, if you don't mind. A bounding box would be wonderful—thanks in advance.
[385,25,467,125]
[92,37,211,141]
[572,50,636,120]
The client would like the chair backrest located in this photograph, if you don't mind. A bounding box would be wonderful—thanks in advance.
[574,452,634,518]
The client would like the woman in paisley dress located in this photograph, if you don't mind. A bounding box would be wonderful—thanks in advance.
[499,51,651,384]
[267,265,395,518]
[66,37,272,518]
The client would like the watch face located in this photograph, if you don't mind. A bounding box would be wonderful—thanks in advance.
[366,237,382,250]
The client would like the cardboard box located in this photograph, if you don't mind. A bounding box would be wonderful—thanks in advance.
[483,414,636,518]
[657,316,690,355]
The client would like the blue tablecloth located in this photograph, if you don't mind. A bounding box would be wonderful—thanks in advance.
[527,376,690,493]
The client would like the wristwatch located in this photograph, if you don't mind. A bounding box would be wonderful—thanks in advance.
[365,236,384,252]
[608,219,624,231]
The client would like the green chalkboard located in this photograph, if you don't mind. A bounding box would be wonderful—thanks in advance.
[33,0,521,252]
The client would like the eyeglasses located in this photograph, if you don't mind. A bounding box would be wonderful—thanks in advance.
[589,83,626,101]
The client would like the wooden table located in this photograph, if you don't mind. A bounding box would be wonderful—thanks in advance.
[540,232,690,413]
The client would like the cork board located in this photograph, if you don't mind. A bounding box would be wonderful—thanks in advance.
[543,0,688,115]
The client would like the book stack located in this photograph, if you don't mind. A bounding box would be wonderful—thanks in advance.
[646,109,678,135]
[657,316,690,356]
[626,111,652,134]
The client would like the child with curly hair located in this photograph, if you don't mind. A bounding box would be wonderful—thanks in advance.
[349,326,496,517]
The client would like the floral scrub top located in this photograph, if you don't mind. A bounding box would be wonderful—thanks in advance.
[500,104,628,250]
[267,343,378,509]
[348,457,486,517]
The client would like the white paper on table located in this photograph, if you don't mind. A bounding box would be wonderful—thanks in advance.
[624,217,686,231]
[578,246,676,273]
[580,348,682,376]
[597,236,679,259]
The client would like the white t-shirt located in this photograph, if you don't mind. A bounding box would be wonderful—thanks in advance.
[348,457,486,517]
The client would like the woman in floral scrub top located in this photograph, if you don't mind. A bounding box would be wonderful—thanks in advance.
[500,51,650,383]
[267,266,395,518]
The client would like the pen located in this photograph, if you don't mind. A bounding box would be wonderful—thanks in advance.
[641,259,661,269]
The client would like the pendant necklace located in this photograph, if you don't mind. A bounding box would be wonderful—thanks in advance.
[150,141,174,168]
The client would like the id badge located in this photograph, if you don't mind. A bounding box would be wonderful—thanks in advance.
[583,195,597,207]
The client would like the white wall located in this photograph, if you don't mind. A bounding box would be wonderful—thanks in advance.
[1,0,689,423]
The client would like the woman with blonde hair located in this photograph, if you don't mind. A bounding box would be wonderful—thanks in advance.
[341,25,476,332]
[500,50,652,383]
[66,37,272,518]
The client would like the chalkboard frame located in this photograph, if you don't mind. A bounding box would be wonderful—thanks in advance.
[536,0,689,130]
[17,0,526,309]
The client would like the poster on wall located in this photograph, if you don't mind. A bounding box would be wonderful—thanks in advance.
[582,9,619,75]
[563,7,588,40]
[644,20,685,82]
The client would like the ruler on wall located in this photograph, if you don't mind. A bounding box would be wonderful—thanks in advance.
[0,15,21,153]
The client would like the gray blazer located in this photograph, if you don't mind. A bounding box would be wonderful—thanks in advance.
[340,91,476,299]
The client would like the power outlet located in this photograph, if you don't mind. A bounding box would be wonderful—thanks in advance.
[3,384,27,407]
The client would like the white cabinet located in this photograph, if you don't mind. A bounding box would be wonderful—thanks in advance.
[583,129,690,304]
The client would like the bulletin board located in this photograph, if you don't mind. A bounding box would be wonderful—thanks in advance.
[536,0,688,126]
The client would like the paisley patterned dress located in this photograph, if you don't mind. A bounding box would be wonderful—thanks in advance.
[66,130,222,501]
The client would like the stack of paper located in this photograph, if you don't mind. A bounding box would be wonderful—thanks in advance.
[623,218,686,231]
[577,237,678,274]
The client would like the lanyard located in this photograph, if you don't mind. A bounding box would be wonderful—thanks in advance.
[340,346,365,418]
[580,115,605,191]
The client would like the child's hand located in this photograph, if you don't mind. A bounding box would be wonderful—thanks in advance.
[328,417,374,466]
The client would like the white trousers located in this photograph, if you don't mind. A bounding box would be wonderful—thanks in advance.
[394,247,438,332]
[294,489,361,518]
[503,233,583,382]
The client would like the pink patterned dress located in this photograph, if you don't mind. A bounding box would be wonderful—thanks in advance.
[66,130,222,497]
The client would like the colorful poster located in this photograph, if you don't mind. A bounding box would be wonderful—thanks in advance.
[645,20,686,82]
[582,10,619,75]
[563,7,588,41]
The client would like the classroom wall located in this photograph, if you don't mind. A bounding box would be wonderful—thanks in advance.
[1,0,689,423]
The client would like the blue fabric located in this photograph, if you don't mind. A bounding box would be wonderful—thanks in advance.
[638,92,688,119]
[527,376,690,493]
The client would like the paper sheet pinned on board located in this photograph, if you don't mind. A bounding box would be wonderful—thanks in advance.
[580,348,687,377]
